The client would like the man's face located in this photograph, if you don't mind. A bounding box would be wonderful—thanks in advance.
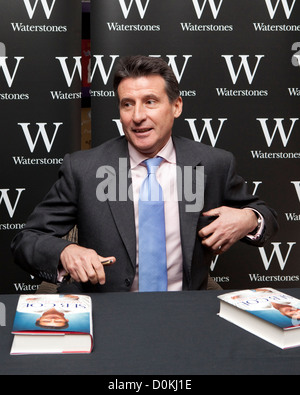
[278,306,300,320]
[37,308,69,328]
[118,75,182,157]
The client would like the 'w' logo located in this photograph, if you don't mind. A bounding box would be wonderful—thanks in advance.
[0,189,25,218]
[23,0,57,19]
[259,242,296,270]
[18,122,62,152]
[0,57,24,88]
[185,118,227,147]
[264,0,297,19]
[191,0,224,19]
[222,55,265,85]
[118,0,151,19]
[257,118,298,147]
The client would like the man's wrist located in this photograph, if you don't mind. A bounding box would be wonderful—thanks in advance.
[244,208,264,241]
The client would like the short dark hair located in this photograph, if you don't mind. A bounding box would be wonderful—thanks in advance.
[113,55,180,103]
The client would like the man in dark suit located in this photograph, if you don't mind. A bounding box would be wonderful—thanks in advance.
[11,56,278,292]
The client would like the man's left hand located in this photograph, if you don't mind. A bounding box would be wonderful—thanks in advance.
[198,206,258,254]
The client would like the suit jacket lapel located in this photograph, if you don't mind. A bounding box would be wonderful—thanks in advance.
[173,136,205,286]
[105,139,136,269]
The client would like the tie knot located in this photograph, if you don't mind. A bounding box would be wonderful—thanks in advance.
[144,157,163,174]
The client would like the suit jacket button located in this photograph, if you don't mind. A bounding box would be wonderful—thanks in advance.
[125,278,131,287]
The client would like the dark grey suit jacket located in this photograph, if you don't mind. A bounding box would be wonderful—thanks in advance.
[11,136,278,292]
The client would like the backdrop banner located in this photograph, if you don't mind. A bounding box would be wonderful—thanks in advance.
[0,0,82,293]
[91,0,300,289]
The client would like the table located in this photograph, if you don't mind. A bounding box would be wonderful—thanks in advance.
[1,289,300,376]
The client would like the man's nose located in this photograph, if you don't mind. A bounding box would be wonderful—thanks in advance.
[132,103,146,123]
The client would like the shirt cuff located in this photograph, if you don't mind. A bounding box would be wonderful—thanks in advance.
[244,208,265,241]
[57,265,69,283]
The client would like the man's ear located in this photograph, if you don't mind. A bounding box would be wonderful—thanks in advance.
[173,96,183,119]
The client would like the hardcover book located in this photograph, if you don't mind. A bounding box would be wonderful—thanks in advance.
[218,288,300,349]
[10,294,93,355]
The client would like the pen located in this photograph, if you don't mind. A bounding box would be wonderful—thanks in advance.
[101,259,114,265]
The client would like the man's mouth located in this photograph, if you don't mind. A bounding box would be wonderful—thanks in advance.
[132,128,153,133]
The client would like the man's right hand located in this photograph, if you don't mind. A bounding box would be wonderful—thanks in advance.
[60,244,116,285]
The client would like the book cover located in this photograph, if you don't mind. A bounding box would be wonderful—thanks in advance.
[218,288,300,349]
[219,288,300,329]
[10,294,93,355]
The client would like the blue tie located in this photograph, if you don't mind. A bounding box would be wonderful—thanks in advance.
[138,157,167,292]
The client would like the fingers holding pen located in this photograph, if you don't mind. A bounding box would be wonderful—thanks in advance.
[93,255,116,285]
[60,244,116,285]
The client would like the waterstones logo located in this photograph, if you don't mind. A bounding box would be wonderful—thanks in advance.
[49,56,83,99]
[180,0,233,32]
[248,242,299,284]
[107,0,160,32]
[216,55,268,97]
[253,0,300,32]
[11,0,67,33]
[251,118,300,159]
[12,122,64,166]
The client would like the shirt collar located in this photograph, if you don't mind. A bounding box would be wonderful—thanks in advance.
[128,137,176,169]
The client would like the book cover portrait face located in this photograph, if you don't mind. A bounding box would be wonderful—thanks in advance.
[35,308,69,329]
